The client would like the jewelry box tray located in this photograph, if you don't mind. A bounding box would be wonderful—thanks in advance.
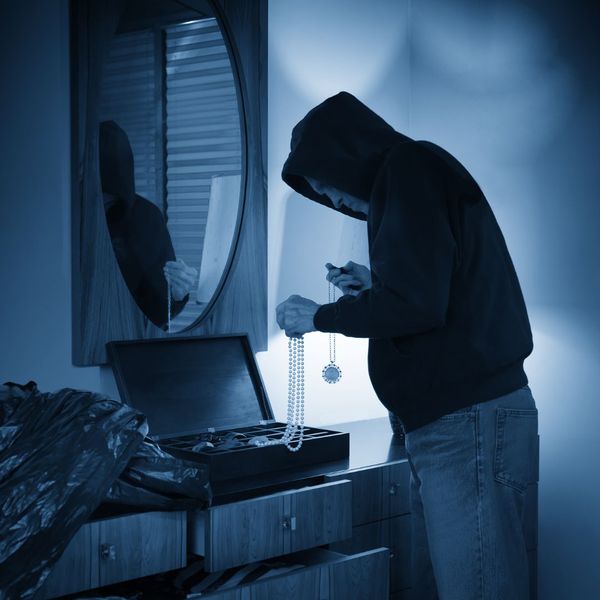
[158,423,349,482]
[107,334,350,484]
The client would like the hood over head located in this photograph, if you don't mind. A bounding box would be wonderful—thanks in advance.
[99,120,136,222]
[281,91,411,220]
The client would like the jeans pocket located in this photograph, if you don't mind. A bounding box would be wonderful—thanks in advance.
[494,407,539,493]
[439,405,474,420]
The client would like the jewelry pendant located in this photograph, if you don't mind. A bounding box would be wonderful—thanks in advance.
[322,362,342,384]
[323,281,342,384]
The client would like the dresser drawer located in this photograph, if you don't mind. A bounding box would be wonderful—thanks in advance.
[325,460,409,525]
[199,547,389,599]
[37,511,186,599]
[96,511,186,587]
[329,513,411,593]
[189,480,352,571]
[36,517,97,599]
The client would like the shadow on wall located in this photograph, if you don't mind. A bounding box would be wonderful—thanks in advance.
[274,190,346,325]
[263,189,386,426]
[527,306,600,598]
[408,0,595,311]
[269,3,600,596]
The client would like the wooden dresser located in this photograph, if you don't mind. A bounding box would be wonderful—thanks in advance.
[37,418,537,599]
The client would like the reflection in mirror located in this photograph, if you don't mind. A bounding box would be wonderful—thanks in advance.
[97,3,242,332]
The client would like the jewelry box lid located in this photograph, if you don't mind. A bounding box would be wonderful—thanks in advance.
[107,334,275,440]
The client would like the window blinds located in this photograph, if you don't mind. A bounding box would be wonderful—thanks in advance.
[165,18,242,329]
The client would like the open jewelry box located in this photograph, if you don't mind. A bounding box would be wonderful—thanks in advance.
[107,334,349,483]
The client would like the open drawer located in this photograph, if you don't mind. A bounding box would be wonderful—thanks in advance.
[192,547,390,599]
[189,480,352,571]
[36,510,186,599]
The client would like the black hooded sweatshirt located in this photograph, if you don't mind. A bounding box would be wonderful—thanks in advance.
[281,92,533,432]
[99,120,188,329]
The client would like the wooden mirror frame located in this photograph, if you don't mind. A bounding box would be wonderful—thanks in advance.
[71,0,267,366]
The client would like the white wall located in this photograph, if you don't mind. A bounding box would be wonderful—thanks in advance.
[0,0,104,393]
[260,0,416,426]
[264,1,600,599]
[1,1,599,597]
[525,307,600,599]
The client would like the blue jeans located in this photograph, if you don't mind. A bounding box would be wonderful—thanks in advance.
[404,385,538,600]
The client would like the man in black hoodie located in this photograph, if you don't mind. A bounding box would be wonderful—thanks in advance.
[99,120,196,329]
[277,92,538,599]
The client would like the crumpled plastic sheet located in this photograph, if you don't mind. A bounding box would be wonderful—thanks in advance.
[104,437,211,510]
[0,382,211,600]
[0,383,146,599]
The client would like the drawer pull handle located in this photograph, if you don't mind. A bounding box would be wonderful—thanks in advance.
[282,516,297,531]
[100,543,116,560]
[389,483,399,496]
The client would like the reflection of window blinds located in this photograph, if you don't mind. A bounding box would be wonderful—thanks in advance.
[165,18,242,330]
[99,30,161,207]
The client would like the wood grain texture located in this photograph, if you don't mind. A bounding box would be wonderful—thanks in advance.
[206,493,286,571]
[388,515,411,593]
[37,520,99,599]
[289,480,352,553]
[326,458,411,595]
[37,511,186,598]
[244,567,324,600]
[325,460,410,526]
[325,466,385,526]
[386,461,411,517]
[329,515,411,594]
[328,548,389,600]
[97,511,186,587]
[203,548,388,600]
[199,0,268,352]
[72,0,268,365]
[328,520,389,556]
[204,480,351,572]
[70,0,148,367]
[205,591,242,600]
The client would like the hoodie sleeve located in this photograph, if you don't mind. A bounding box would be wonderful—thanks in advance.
[313,145,456,338]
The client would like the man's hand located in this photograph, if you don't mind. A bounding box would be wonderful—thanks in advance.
[326,261,371,296]
[164,258,198,301]
[276,295,321,337]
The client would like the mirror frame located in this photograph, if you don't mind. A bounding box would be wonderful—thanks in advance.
[71,0,268,366]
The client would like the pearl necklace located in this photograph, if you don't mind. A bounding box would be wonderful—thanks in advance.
[253,282,345,452]
[253,335,305,452]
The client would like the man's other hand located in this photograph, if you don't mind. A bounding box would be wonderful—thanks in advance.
[276,295,321,337]
[326,261,372,296]
[164,258,198,301]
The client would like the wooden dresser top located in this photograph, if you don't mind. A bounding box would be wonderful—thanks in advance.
[211,417,406,502]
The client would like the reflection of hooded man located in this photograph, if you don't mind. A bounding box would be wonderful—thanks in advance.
[277,92,537,598]
[99,120,196,328]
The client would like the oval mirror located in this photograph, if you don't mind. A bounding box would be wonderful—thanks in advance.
[97,0,243,333]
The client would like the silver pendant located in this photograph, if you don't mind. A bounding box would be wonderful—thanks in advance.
[322,362,342,384]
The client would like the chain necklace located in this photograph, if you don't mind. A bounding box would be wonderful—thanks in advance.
[322,282,342,384]
[253,336,305,452]
[167,277,172,334]
[246,282,344,452]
